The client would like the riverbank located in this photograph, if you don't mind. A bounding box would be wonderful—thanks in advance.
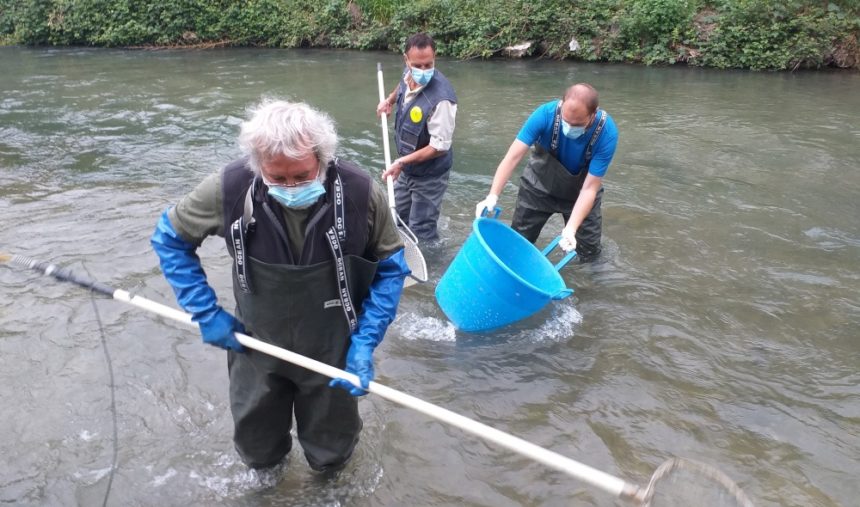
[1,0,858,71]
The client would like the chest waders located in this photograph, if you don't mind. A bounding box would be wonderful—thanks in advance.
[512,104,607,258]
[519,103,607,213]
[224,163,378,471]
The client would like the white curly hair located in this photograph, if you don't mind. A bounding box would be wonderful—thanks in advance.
[238,98,338,176]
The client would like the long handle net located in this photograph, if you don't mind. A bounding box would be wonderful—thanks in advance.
[1,253,756,506]
[634,458,755,507]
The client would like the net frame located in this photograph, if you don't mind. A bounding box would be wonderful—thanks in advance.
[398,220,427,287]
[634,458,756,507]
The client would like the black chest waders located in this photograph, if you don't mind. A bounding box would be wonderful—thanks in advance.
[225,171,378,471]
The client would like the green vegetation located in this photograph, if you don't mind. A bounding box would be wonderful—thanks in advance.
[1,0,857,70]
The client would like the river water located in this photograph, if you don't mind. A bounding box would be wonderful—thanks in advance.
[0,47,858,507]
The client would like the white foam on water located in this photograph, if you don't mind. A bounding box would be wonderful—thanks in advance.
[151,467,177,487]
[357,463,384,496]
[523,303,583,343]
[187,451,290,498]
[72,466,112,484]
[347,135,377,148]
[392,313,457,342]
[78,429,97,441]
[152,102,179,111]
[188,469,233,499]
[390,304,581,343]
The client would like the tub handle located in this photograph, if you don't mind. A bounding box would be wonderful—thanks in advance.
[541,236,578,271]
[479,206,502,219]
[541,236,576,300]
[551,287,573,300]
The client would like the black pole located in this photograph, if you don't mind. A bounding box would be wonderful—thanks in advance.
[5,254,116,297]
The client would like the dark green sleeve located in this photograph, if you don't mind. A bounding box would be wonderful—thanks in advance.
[167,170,224,246]
[367,180,404,259]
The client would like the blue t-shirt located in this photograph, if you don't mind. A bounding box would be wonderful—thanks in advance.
[516,100,619,177]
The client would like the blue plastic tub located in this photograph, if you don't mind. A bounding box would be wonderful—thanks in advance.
[435,218,576,332]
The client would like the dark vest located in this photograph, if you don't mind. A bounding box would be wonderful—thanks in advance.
[394,70,457,178]
[221,158,373,265]
[219,158,379,367]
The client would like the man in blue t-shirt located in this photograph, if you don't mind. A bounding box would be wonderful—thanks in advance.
[475,83,618,261]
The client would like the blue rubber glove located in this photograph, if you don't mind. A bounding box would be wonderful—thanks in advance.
[330,248,409,396]
[150,209,245,352]
[329,343,375,396]
[197,307,246,352]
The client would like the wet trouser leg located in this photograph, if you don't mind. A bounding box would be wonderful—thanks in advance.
[394,170,450,241]
[294,383,362,471]
[229,351,295,469]
[510,205,554,243]
[574,188,603,262]
[511,187,604,262]
[229,350,362,471]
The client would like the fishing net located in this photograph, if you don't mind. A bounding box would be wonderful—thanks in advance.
[397,221,427,288]
[633,458,755,507]
[376,64,427,289]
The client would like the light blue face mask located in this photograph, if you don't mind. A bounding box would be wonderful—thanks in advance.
[267,180,326,209]
[561,120,586,139]
[410,67,435,86]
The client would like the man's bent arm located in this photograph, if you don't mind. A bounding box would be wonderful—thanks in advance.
[489,139,530,197]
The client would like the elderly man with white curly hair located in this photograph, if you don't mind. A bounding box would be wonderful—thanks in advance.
[151,98,409,472]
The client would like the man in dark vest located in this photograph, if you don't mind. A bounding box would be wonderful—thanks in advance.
[475,83,619,261]
[150,99,410,472]
[377,32,458,242]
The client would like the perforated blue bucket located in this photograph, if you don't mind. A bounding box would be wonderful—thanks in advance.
[435,218,576,332]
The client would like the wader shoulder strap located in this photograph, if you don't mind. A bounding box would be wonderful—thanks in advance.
[584,110,608,165]
[325,227,358,332]
[333,166,347,241]
[230,178,258,294]
[305,162,346,242]
[324,170,356,331]
[231,219,252,294]
[550,101,562,157]
[553,105,607,169]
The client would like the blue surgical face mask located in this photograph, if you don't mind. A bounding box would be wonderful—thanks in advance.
[266,179,326,209]
[561,120,586,139]
[410,67,435,86]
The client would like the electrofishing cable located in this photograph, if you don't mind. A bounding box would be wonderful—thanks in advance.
[83,265,119,507]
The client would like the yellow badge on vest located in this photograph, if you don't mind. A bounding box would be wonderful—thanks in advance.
[409,106,423,123]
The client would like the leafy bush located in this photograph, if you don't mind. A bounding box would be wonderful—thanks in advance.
[609,0,699,64]
[697,0,854,69]
[1,0,857,69]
